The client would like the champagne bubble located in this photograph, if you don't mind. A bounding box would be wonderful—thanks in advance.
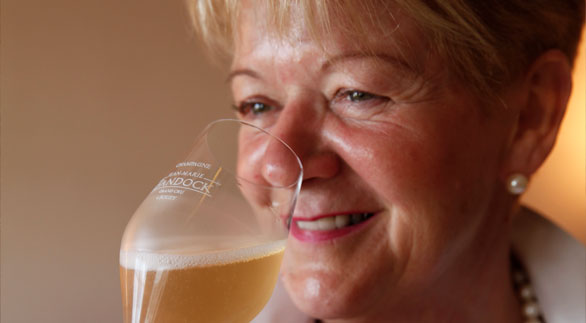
[120,239,286,270]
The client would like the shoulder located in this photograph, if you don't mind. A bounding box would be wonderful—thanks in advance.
[511,206,586,323]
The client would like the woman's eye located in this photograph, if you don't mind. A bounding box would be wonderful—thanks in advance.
[250,102,272,114]
[330,89,392,119]
[333,89,389,106]
[334,89,386,104]
[234,101,274,116]
[347,90,376,102]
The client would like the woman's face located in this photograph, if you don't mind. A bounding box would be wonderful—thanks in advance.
[231,3,517,320]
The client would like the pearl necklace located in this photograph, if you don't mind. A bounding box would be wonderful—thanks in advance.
[511,254,546,323]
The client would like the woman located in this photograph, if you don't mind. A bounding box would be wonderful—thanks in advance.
[190,1,585,322]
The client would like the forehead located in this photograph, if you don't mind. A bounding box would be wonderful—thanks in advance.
[233,1,429,72]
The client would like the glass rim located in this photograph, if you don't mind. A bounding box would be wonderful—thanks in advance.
[202,118,304,191]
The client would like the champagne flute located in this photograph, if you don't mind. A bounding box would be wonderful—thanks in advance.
[119,119,303,323]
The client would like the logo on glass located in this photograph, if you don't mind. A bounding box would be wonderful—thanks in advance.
[153,163,221,200]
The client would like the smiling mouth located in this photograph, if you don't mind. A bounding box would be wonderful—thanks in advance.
[295,213,375,231]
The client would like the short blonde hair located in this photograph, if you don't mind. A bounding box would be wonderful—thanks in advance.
[188,0,585,97]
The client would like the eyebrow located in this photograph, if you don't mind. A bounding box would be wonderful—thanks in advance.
[226,52,419,83]
[322,52,419,75]
[226,69,261,83]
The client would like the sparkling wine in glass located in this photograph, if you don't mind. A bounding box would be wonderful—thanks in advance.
[119,119,303,322]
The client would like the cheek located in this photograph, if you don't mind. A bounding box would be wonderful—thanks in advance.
[236,133,272,207]
[329,112,502,266]
[237,135,262,179]
[333,111,499,216]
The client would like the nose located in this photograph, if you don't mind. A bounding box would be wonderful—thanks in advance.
[260,103,341,187]
[261,137,303,187]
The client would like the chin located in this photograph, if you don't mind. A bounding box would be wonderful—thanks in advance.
[281,266,384,320]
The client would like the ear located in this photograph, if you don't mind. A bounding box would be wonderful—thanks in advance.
[501,49,573,179]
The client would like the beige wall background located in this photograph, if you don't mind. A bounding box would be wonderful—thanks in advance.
[1,0,584,322]
[1,1,232,322]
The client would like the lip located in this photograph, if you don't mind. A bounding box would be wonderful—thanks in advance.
[289,211,380,242]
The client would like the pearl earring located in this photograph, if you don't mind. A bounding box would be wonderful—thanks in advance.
[507,173,528,195]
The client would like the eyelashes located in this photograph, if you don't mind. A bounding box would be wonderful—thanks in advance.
[233,101,274,116]
[333,89,390,104]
